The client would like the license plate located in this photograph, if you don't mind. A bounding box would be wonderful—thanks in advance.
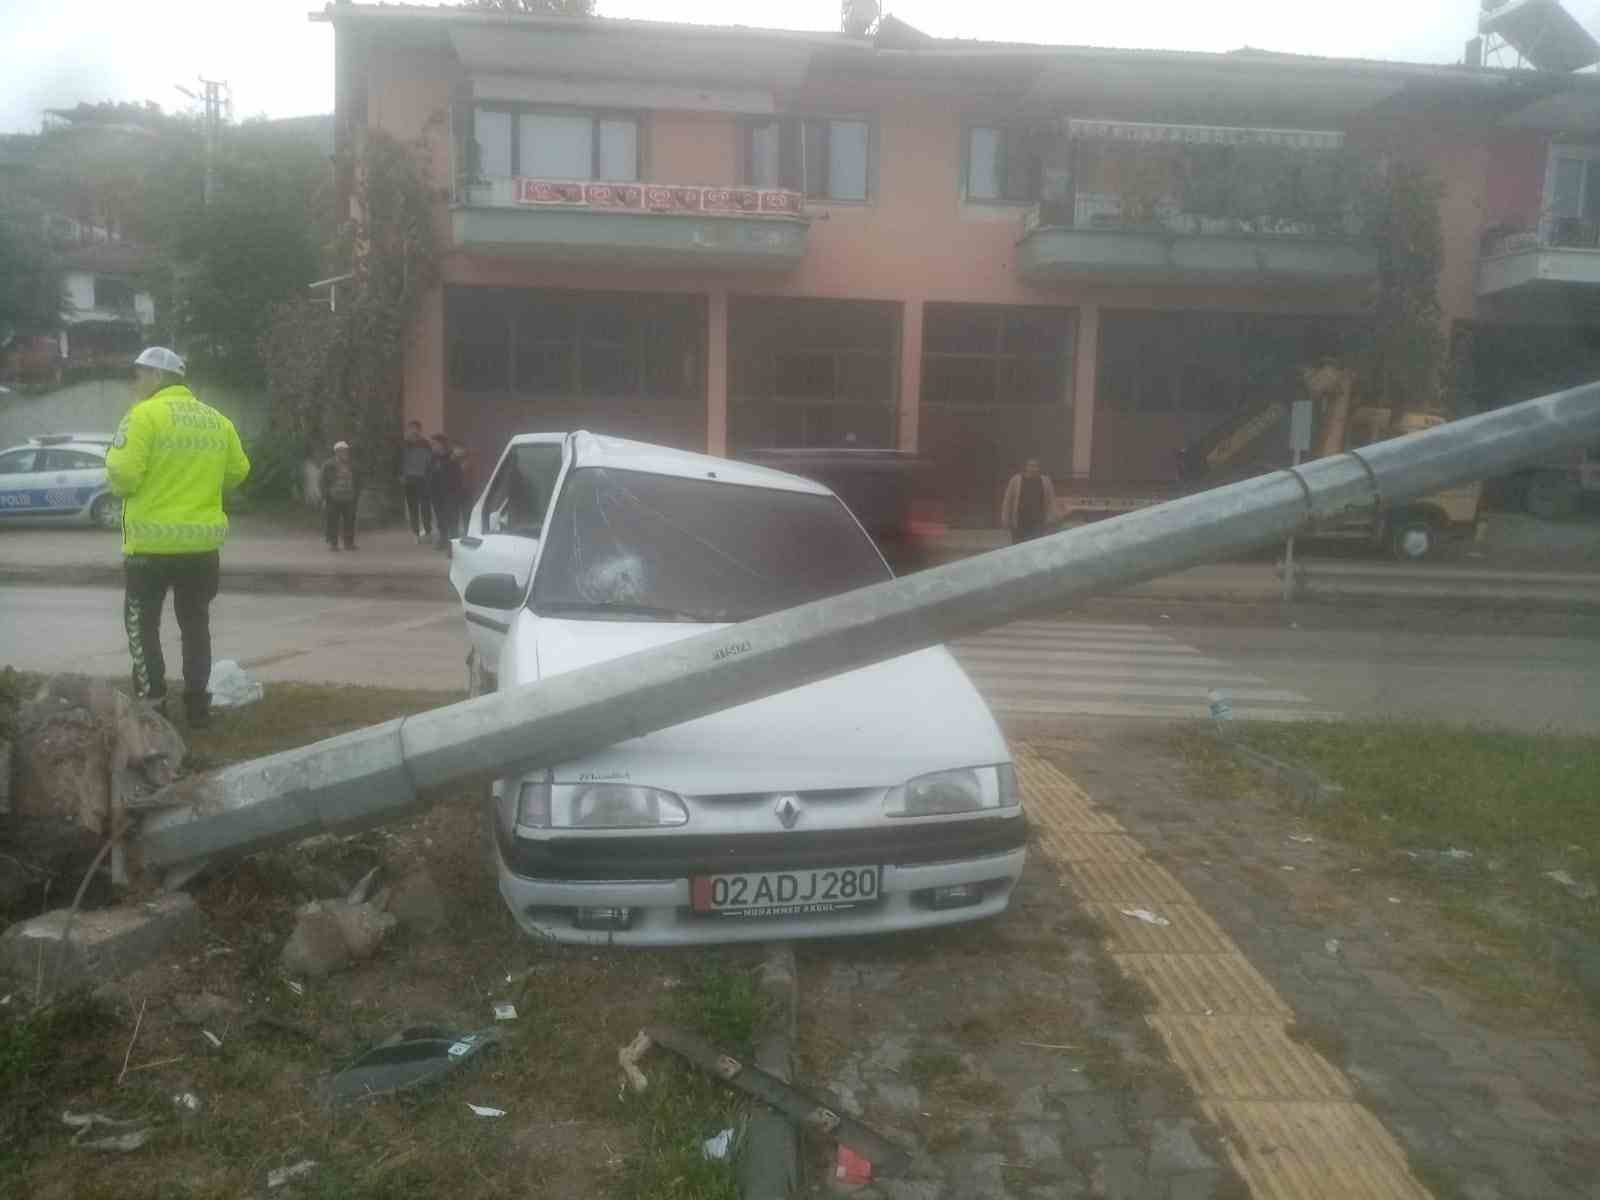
[691,866,881,917]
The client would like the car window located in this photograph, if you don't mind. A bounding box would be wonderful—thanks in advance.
[0,449,38,475]
[531,467,890,623]
[482,442,563,536]
[39,448,104,470]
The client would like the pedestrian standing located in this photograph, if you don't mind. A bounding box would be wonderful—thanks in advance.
[1000,457,1057,545]
[105,346,250,728]
[319,440,362,551]
[426,433,462,551]
[398,420,432,543]
[450,439,476,537]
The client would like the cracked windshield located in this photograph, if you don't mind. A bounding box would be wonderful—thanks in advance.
[2,0,1599,1198]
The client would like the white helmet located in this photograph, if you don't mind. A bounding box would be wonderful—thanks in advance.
[134,346,186,376]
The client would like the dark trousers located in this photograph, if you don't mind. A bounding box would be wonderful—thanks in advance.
[124,551,220,704]
[431,496,459,548]
[1011,524,1044,545]
[325,499,357,548]
[403,479,430,535]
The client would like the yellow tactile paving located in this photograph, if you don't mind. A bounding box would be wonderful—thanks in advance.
[1062,859,1199,905]
[1080,901,1238,953]
[1013,744,1434,1200]
[1113,952,1293,1018]
[1203,1101,1433,1200]
[1146,1015,1354,1101]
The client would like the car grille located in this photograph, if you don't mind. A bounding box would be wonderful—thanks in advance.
[498,814,1026,881]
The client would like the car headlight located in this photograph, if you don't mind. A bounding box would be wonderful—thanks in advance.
[884,764,1020,818]
[513,776,688,830]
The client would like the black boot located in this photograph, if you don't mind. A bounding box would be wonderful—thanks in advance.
[185,691,211,730]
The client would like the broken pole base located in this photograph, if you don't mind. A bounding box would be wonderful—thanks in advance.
[743,944,799,1199]
[0,893,206,990]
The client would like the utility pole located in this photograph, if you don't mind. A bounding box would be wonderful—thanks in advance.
[175,78,229,207]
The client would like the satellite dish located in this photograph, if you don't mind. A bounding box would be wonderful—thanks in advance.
[841,0,880,37]
[1479,0,1600,72]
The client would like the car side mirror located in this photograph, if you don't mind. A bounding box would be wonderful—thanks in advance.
[464,573,522,610]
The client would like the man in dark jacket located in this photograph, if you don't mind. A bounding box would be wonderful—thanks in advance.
[398,420,432,543]
[426,433,463,552]
[320,440,362,551]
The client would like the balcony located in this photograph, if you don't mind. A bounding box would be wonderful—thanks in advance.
[1016,120,1378,288]
[1477,219,1600,297]
[451,177,810,271]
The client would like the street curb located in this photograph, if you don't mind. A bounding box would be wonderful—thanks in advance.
[741,942,799,1200]
[0,564,453,602]
[1211,730,1346,807]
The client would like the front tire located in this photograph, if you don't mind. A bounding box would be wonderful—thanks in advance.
[1389,515,1435,562]
[90,493,122,531]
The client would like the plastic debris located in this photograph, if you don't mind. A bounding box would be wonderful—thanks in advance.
[283,978,305,997]
[493,1002,517,1021]
[1289,834,1315,844]
[201,1030,222,1049]
[1325,938,1341,956]
[323,1027,499,1106]
[267,1160,318,1189]
[835,1143,873,1183]
[63,1110,152,1152]
[702,1127,734,1160]
[208,659,264,709]
[1545,870,1598,901]
[1206,689,1233,723]
[171,1092,202,1115]
[467,1103,506,1118]
[1388,897,1402,904]
[1119,908,1171,927]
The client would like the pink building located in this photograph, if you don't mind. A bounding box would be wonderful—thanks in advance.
[319,3,1600,526]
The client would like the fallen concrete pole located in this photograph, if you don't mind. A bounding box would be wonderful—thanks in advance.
[135,383,1600,873]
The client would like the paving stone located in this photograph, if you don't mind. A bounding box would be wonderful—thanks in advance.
[1062,1093,1130,1149]
[1,893,205,987]
[1147,1118,1217,1174]
[1086,1146,1147,1200]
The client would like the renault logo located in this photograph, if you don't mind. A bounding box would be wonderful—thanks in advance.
[774,794,802,830]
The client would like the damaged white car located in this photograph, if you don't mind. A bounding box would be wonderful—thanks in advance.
[449,431,1025,945]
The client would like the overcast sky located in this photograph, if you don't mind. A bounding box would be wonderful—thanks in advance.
[4,0,1600,134]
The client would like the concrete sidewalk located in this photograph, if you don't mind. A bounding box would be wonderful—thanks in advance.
[3,521,1599,609]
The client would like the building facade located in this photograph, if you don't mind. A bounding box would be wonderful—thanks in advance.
[322,3,1600,526]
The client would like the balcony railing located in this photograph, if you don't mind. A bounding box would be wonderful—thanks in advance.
[1478,214,1600,296]
[451,176,810,270]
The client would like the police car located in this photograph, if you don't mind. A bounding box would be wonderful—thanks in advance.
[0,434,123,530]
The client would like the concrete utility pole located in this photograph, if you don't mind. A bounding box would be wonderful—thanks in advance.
[175,78,229,207]
[134,383,1600,875]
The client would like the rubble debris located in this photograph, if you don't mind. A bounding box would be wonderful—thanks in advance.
[385,868,448,932]
[322,1027,499,1106]
[280,895,397,979]
[618,1030,652,1093]
[1,893,206,989]
[640,1024,910,1175]
[266,1160,318,1189]
[62,1110,152,1152]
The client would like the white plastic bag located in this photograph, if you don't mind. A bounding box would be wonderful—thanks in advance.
[208,659,264,709]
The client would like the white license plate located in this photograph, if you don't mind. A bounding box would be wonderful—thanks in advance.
[691,866,881,917]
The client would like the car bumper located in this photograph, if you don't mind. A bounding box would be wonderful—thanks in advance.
[493,840,1027,947]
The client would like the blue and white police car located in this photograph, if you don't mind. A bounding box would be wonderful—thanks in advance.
[0,434,122,530]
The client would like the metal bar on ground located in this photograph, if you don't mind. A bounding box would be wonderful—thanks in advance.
[134,383,1600,872]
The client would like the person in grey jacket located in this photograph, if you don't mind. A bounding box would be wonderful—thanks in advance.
[397,420,432,543]
[320,441,362,551]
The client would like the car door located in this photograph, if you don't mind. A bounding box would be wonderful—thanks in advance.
[0,447,42,519]
[450,435,568,670]
[38,447,107,519]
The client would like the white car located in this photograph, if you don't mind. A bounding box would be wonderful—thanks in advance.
[0,434,122,529]
[449,431,1026,946]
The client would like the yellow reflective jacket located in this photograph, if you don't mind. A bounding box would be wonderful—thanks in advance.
[105,384,251,556]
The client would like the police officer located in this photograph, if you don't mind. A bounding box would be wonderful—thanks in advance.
[106,347,250,727]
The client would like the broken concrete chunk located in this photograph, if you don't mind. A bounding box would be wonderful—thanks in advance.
[1,894,205,988]
[280,898,397,979]
[386,868,448,932]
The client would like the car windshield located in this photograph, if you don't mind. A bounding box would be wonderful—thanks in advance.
[530,467,890,623]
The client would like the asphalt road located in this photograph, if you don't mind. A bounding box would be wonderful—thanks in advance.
[1,585,1597,733]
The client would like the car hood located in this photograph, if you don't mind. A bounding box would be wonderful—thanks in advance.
[516,616,1008,794]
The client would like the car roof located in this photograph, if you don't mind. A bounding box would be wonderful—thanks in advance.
[26,433,114,446]
[567,431,833,496]
[8,438,109,454]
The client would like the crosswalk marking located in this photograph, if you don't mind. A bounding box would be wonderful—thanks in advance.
[953,621,1334,722]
